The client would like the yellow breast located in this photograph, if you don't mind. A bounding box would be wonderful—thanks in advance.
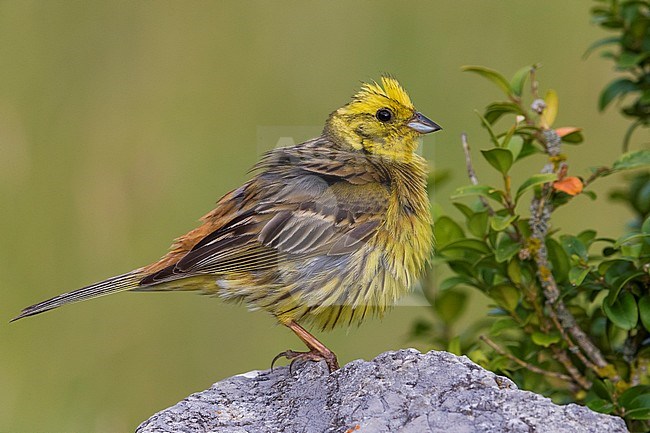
[377,154,433,287]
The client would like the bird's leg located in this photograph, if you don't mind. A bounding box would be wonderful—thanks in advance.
[272,320,340,373]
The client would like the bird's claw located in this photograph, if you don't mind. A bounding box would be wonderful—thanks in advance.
[271,349,339,374]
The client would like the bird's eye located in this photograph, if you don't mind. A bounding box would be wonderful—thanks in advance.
[375,108,393,122]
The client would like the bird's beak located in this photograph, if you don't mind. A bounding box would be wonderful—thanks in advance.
[407,112,442,134]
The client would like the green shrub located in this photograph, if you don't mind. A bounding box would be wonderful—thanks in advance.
[414,3,650,430]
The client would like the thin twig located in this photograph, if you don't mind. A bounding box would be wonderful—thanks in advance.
[556,302,614,373]
[528,130,615,379]
[461,133,495,216]
[531,193,607,368]
[530,185,610,371]
[582,166,611,188]
[553,347,592,390]
[546,305,599,372]
[530,66,539,100]
[461,133,480,186]
[480,335,573,383]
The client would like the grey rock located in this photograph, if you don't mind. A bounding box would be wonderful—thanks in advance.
[136,349,628,433]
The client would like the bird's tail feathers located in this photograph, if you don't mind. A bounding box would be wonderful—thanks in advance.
[11,271,142,322]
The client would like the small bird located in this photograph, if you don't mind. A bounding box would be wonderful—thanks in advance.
[13,77,441,372]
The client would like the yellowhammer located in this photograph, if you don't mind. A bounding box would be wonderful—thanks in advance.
[13,77,441,372]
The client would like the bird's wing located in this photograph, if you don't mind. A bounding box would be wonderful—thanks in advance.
[140,145,390,285]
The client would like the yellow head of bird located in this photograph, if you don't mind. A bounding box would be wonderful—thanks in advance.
[325,76,441,158]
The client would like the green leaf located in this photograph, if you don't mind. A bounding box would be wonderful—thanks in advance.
[435,289,468,325]
[447,336,462,355]
[569,267,590,286]
[560,235,589,262]
[620,386,650,420]
[474,110,500,146]
[467,349,489,365]
[621,240,643,258]
[577,229,597,246]
[642,216,650,235]
[608,271,645,302]
[453,202,475,219]
[452,185,504,203]
[439,239,491,255]
[583,36,620,59]
[439,276,474,291]
[434,216,464,247]
[586,399,615,414]
[488,354,512,371]
[583,190,597,200]
[507,259,534,286]
[592,378,614,400]
[517,139,540,160]
[506,135,524,160]
[481,148,514,175]
[495,233,521,263]
[490,317,518,335]
[546,238,570,283]
[426,170,451,193]
[468,211,489,237]
[489,284,520,311]
[510,65,533,96]
[612,150,650,171]
[603,291,638,330]
[448,261,477,280]
[632,175,650,214]
[615,231,650,249]
[516,219,532,238]
[515,173,557,201]
[600,259,635,285]
[531,331,561,347]
[490,214,517,232]
[626,406,650,420]
[617,233,650,247]
[410,318,432,338]
[599,78,638,111]
[484,102,524,124]
[617,50,649,69]
[599,50,617,59]
[639,295,650,332]
[619,385,650,408]
[462,65,512,96]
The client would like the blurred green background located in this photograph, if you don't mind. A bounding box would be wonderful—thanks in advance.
[0,1,637,431]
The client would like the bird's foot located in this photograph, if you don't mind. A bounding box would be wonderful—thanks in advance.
[271,348,339,374]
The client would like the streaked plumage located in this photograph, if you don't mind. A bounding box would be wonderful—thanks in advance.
[13,77,441,371]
